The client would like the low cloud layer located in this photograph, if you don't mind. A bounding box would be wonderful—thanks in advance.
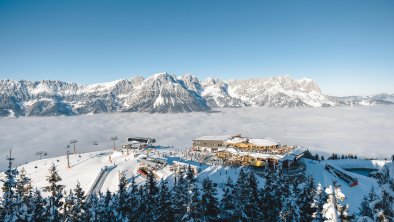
[0,106,393,169]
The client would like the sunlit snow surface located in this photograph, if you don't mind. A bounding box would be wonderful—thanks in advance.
[0,105,393,169]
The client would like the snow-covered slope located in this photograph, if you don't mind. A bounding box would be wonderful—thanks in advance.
[305,159,388,214]
[0,149,257,198]
[1,73,392,117]
[1,149,389,216]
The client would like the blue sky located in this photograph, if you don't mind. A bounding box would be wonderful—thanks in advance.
[0,0,393,96]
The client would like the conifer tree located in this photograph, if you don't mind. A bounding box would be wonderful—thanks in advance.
[374,190,393,221]
[269,171,284,221]
[220,177,236,221]
[71,181,88,221]
[0,151,18,222]
[279,181,301,222]
[126,176,139,221]
[182,180,202,222]
[245,171,262,221]
[102,190,115,221]
[233,168,248,221]
[136,186,148,222]
[312,183,326,222]
[260,170,275,221]
[173,169,188,221]
[157,179,174,221]
[359,186,378,219]
[186,165,196,186]
[144,171,159,221]
[114,172,129,221]
[298,176,316,221]
[30,189,47,222]
[86,193,100,222]
[15,167,33,221]
[63,189,74,221]
[201,177,220,222]
[43,163,65,221]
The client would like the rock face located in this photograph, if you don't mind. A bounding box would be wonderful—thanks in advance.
[0,73,392,117]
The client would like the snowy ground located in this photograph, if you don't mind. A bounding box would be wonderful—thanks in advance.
[305,159,390,214]
[0,148,252,199]
[0,105,393,170]
[1,147,389,216]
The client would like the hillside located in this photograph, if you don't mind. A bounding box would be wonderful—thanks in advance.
[0,148,391,216]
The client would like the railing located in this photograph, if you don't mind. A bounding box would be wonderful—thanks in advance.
[86,165,116,203]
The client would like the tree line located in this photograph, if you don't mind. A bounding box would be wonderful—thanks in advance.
[0,152,321,222]
[4,152,393,222]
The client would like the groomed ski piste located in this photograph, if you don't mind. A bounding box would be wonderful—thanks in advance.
[0,146,391,215]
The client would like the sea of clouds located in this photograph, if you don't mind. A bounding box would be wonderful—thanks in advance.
[0,105,393,170]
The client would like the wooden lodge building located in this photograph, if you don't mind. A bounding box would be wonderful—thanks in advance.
[192,134,305,168]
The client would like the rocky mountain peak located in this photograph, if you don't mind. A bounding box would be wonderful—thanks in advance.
[1,73,392,117]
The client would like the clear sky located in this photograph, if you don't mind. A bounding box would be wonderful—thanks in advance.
[0,0,393,96]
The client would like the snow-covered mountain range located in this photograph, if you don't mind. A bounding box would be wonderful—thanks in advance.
[1,72,393,117]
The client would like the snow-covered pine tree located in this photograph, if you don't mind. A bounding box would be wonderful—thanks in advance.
[43,163,65,221]
[279,179,301,222]
[15,167,33,221]
[144,171,159,221]
[126,176,139,221]
[71,181,88,221]
[182,164,201,222]
[371,161,394,222]
[270,170,285,221]
[30,189,48,222]
[86,193,100,222]
[358,186,379,219]
[245,171,263,221]
[102,190,115,221]
[374,190,393,222]
[173,169,188,221]
[322,184,351,222]
[220,177,236,221]
[114,172,129,221]
[0,150,18,222]
[260,170,275,221]
[232,168,248,221]
[135,185,148,222]
[186,165,196,185]
[182,180,202,222]
[156,179,174,222]
[312,183,326,222]
[63,189,75,221]
[298,176,316,221]
[200,177,220,222]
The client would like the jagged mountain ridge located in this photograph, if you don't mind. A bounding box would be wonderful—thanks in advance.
[0,73,392,117]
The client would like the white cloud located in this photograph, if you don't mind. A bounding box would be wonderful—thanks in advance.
[0,105,393,169]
